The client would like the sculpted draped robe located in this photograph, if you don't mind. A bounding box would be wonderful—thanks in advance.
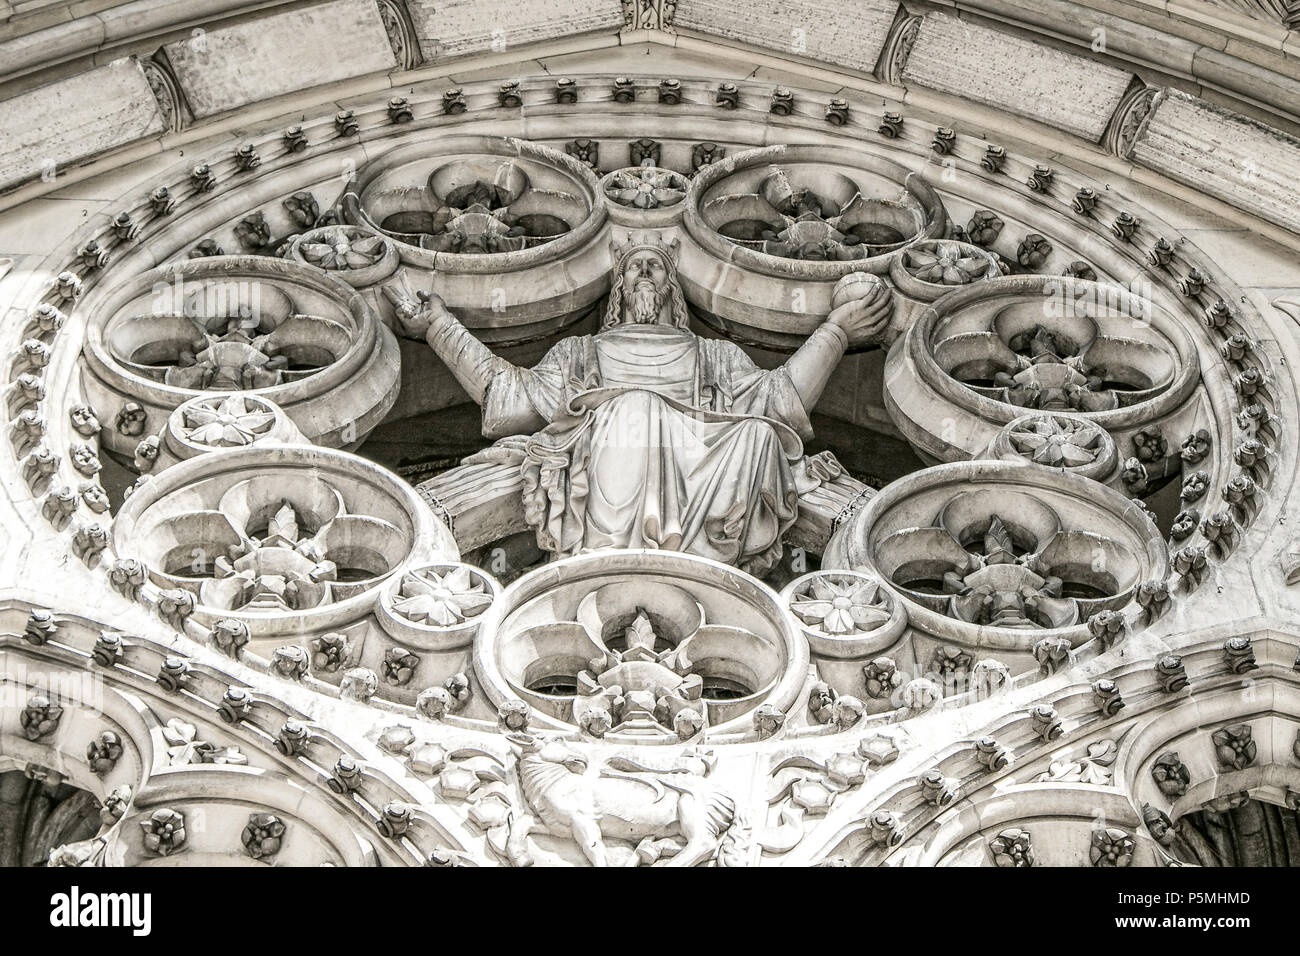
[471,323,812,576]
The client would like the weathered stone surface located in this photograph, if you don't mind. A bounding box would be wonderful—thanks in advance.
[405,0,624,60]
[902,12,1134,142]
[674,0,899,72]
[1132,89,1300,235]
[0,57,165,191]
[163,0,396,118]
[1,3,1300,874]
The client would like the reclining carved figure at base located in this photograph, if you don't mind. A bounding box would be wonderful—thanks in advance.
[400,236,890,575]
[504,735,748,867]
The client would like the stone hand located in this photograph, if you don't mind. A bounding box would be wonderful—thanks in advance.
[826,273,894,347]
[395,290,456,340]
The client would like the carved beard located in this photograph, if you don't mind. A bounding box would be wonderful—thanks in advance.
[625,278,665,324]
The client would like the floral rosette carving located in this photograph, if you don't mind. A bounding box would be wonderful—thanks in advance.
[601,166,689,227]
[159,393,305,468]
[889,239,1000,302]
[289,225,400,288]
[377,562,499,650]
[780,570,907,658]
[987,413,1119,482]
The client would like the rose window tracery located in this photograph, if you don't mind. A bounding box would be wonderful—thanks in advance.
[105,276,339,390]
[350,153,587,253]
[111,446,454,637]
[889,503,1128,629]
[703,164,928,263]
[82,256,398,454]
[826,462,1168,646]
[338,135,608,342]
[0,32,1288,872]
[472,551,808,740]
[678,143,947,350]
[942,305,1175,412]
[149,484,392,612]
[885,276,1201,463]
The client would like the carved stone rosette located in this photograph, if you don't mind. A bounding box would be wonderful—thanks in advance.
[600,165,689,228]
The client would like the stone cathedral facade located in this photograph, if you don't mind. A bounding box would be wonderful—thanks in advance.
[1,0,1299,868]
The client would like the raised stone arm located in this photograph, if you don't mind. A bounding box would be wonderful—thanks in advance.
[393,289,514,405]
[783,273,894,411]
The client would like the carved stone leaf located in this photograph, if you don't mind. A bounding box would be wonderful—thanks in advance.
[1035,739,1117,785]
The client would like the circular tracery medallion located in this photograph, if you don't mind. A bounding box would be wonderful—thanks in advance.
[824,460,1168,651]
[111,445,456,640]
[472,550,809,740]
[884,276,1201,463]
[81,255,399,456]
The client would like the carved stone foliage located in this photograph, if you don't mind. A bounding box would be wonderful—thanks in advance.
[989,827,1034,867]
[376,0,422,70]
[760,734,900,854]
[1033,739,1118,785]
[0,623,454,867]
[472,551,808,740]
[623,0,676,30]
[603,166,687,210]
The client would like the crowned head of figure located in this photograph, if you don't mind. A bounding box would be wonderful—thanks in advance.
[604,233,690,330]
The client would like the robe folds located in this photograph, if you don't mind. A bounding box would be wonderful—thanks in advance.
[466,324,813,576]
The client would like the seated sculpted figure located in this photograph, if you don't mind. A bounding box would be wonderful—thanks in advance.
[400,238,891,576]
